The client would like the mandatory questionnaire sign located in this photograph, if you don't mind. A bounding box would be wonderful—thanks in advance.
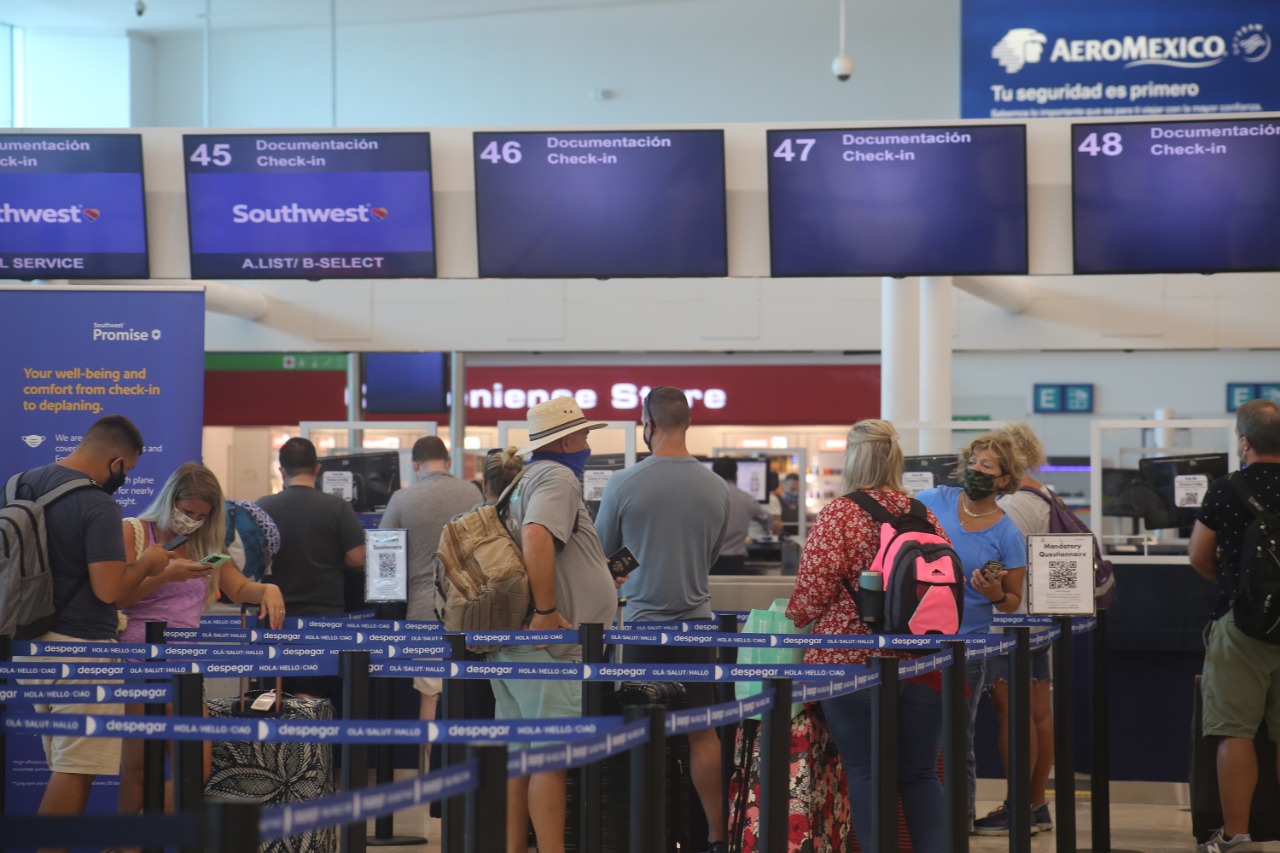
[1026,534,1095,616]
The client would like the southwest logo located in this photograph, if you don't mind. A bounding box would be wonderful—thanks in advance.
[371,207,388,220]
[83,208,100,221]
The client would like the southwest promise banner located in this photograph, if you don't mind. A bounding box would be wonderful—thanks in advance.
[962,0,1279,118]
[1,286,205,831]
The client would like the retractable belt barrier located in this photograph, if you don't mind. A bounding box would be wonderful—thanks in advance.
[0,613,1102,853]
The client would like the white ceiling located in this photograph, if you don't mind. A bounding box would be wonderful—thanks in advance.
[0,0,697,34]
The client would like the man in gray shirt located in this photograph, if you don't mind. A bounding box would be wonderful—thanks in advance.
[711,457,780,575]
[497,397,618,853]
[378,436,480,738]
[595,386,731,853]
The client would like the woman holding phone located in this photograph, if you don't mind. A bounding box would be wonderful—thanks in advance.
[915,432,1028,834]
[116,461,285,817]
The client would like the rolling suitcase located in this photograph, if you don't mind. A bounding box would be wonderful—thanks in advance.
[1189,675,1280,843]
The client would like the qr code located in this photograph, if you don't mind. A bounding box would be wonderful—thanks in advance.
[377,552,397,579]
[328,488,345,498]
[1048,560,1076,591]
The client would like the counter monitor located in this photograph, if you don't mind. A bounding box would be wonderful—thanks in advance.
[0,133,149,279]
[767,124,1029,277]
[183,132,436,279]
[1072,118,1280,274]
[473,129,727,278]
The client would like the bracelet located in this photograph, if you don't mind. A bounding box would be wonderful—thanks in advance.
[992,594,1009,607]
[533,604,558,615]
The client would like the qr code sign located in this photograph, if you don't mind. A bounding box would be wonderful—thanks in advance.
[1048,560,1076,591]
[377,552,398,580]
[328,488,345,498]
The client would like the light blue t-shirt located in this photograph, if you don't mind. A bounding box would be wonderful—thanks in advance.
[915,485,1027,634]
[595,455,730,623]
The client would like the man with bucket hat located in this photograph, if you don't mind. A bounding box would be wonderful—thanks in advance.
[496,397,618,853]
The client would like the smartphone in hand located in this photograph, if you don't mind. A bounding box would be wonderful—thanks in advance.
[980,560,1005,581]
[199,553,232,571]
[607,546,639,579]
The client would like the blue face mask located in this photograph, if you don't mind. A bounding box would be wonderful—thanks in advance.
[531,447,592,478]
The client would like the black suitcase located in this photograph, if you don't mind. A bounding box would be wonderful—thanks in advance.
[1190,675,1280,843]
[565,681,694,853]
[205,686,338,853]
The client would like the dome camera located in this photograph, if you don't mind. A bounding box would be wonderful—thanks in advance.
[832,52,854,82]
[134,0,146,17]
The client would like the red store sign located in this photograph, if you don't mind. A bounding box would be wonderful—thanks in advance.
[454,364,880,427]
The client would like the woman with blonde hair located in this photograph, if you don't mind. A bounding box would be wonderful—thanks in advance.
[786,419,950,850]
[117,461,285,817]
[916,431,1029,834]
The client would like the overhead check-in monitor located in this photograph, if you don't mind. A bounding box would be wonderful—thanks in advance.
[1072,118,1280,274]
[183,132,436,279]
[0,133,149,278]
[473,129,728,278]
[767,124,1029,277]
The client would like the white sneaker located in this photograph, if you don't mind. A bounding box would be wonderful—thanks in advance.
[1196,827,1252,853]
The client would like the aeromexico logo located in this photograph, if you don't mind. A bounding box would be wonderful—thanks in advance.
[230,203,388,224]
[991,23,1271,73]
[0,203,100,224]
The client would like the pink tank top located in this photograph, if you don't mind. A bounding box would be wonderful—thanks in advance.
[120,520,210,643]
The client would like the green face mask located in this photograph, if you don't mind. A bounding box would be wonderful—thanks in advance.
[962,468,999,500]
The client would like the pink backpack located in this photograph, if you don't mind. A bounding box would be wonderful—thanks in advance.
[844,491,965,635]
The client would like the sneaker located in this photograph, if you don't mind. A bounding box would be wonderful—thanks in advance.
[972,802,1041,837]
[1032,801,1053,832]
[1196,827,1252,853]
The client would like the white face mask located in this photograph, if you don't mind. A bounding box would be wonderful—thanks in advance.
[169,508,205,536]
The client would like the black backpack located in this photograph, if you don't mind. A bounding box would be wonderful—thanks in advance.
[1226,473,1280,645]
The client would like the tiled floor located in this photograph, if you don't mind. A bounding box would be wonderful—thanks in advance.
[366,790,1280,852]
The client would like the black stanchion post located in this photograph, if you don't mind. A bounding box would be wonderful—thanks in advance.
[441,633,467,853]
[626,703,666,853]
[142,619,167,847]
[1009,626,1033,853]
[942,640,969,851]
[464,743,509,853]
[870,659,899,853]
[206,800,260,852]
[368,603,426,847]
[578,622,604,853]
[1053,617,1076,853]
[341,649,371,853]
[172,672,205,853]
[759,677,792,853]
[716,610,739,836]
[1090,609,1114,853]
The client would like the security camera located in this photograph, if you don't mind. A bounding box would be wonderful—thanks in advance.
[134,0,146,17]
[832,52,854,82]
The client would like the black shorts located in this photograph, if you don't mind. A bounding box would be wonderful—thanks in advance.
[621,643,717,710]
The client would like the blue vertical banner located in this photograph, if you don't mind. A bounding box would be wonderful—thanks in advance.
[962,0,1279,118]
[0,286,205,512]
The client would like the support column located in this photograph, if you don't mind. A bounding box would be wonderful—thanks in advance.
[880,277,919,452]
[450,352,467,479]
[919,275,954,455]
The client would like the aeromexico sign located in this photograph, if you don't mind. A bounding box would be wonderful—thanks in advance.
[452,364,880,427]
[962,0,1279,118]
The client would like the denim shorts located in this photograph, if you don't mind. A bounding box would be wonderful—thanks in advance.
[984,641,1052,686]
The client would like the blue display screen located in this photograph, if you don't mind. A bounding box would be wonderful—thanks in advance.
[767,125,1029,277]
[1072,118,1280,274]
[473,130,727,278]
[183,132,435,279]
[362,352,448,414]
[0,133,149,279]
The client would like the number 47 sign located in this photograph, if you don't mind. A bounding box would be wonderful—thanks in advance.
[1027,534,1096,616]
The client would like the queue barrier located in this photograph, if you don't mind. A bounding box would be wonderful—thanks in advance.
[0,614,1107,853]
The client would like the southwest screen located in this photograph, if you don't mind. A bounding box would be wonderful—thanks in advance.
[473,130,727,278]
[1072,118,1280,274]
[183,132,435,279]
[0,133,149,279]
[767,125,1028,277]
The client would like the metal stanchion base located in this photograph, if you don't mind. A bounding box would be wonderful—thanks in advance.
[367,835,428,846]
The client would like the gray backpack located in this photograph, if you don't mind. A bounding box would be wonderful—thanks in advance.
[1,472,98,638]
